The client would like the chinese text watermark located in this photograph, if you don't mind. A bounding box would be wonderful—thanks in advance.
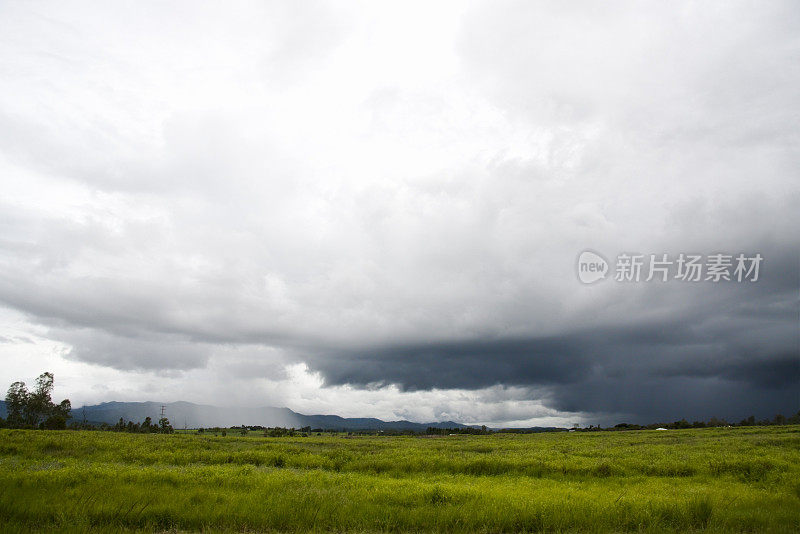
[577,251,762,284]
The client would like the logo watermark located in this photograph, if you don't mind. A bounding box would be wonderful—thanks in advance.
[576,251,762,284]
[577,250,609,284]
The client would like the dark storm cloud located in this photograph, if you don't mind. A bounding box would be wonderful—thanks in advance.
[313,312,797,388]
[658,353,800,389]
[311,321,797,424]
[309,248,798,422]
[316,337,591,390]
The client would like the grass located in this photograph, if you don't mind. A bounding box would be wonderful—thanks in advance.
[0,426,798,532]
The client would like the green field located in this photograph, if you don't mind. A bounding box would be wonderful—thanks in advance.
[0,426,798,532]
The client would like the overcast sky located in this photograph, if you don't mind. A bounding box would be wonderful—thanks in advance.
[0,1,797,427]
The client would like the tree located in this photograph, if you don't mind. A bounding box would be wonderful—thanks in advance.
[43,413,67,430]
[27,372,55,425]
[4,372,71,429]
[5,381,29,427]
[54,399,71,419]
[44,399,72,430]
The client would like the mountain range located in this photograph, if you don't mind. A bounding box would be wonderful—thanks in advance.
[0,400,471,431]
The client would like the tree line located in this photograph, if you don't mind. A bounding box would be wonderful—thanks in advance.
[606,412,800,431]
[1,372,172,433]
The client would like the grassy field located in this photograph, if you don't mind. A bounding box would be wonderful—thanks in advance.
[0,426,798,532]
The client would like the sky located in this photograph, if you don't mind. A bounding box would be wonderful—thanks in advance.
[0,1,797,427]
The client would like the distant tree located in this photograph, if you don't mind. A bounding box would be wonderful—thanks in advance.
[707,417,727,427]
[158,417,174,434]
[141,416,153,433]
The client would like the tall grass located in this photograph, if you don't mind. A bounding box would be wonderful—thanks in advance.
[0,426,798,532]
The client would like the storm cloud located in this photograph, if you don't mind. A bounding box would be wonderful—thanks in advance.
[0,1,797,425]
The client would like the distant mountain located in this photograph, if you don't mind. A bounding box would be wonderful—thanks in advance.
[0,400,568,432]
[63,401,470,431]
